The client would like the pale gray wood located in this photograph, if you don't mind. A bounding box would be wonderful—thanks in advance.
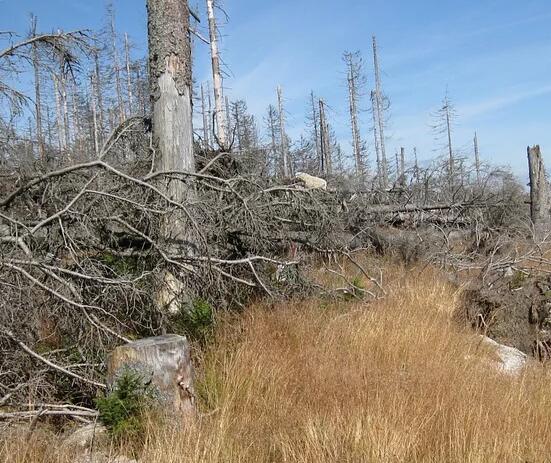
[107,335,195,422]
[528,145,551,234]
[206,0,227,147]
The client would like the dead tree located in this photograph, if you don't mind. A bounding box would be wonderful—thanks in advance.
[527,145,551,233]
[371,90,382,187]
[109,4,125,123]
[201,82,210,150]
[474,131,481,185]
[277,85,289,177]
[319,98,331,176]
[309,91,321,173]
[372,36,388,188]
[206,0,227,148]
[344,51,364,177]
[30,16,45,161]
[124,32,134,114]
[147,0,196,313]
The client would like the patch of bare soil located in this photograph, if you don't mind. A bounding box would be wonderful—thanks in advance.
[460,269,551,357]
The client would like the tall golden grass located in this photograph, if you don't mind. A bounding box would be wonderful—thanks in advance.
[3,264,551,462]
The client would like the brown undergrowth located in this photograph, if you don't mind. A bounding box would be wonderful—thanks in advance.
[3,264,551,462]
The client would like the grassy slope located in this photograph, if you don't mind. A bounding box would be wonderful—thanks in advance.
[3,264,551,462]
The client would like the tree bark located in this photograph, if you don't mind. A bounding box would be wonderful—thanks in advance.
[372,36,388,189]
[319,98,331,176]
[124,32,134,115]
[201,82,210,150]
[30,16,45,161]
[107,335,195,423]
[371,90,382,188]
[527,145,551,234]
[147,0,196,314]
[277,86,289,177]
[474,131,481,186]
[206,0,227,148]
[109,5,125,123]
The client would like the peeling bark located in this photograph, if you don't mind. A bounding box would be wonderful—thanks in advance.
[147,0,195,314]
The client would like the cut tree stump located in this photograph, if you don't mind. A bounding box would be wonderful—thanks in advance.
[106,335,195,422]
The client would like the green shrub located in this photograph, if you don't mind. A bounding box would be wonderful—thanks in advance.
[96,370,154,442]
[174,298,214,343]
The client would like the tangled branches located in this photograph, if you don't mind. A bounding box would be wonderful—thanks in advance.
[0,149,383,414]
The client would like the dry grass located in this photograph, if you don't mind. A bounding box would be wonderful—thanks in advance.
[3,264,551,462]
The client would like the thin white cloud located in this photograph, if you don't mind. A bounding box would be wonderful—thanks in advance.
[459,84,551,119]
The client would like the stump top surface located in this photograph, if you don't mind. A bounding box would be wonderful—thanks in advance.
[124,334,188,349]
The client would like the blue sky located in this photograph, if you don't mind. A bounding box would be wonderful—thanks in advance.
[3,0,551,177]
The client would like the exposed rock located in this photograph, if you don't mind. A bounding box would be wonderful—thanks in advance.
[73,451,138,463]
[480,335,527,376]
[107,334,195,424]
[63,423,108,450]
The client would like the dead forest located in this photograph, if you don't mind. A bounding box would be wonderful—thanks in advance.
[1,0,551,435]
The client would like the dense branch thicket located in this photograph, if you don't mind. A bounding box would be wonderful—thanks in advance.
[0,13,540,422]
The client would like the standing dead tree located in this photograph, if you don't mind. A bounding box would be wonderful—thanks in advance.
[147,0,197,313]
[528,145,551,235]
[343,51,365,177]
[277,85,290,177]
[319,98,331,176]
[206,0,228,148]
[372,36,388,189]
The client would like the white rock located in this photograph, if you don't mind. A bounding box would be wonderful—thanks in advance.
[295,172,327,190]
[63,423,108,450]
[479,335,527,376]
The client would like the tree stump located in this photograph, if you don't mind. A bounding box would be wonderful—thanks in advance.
[106,335,195,423]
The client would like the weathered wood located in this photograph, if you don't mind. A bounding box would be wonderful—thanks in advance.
[147,0,196,313]
[107,335,195,422]
[527,145,551,234]
[206,0,227,147]
[277,85,289,177]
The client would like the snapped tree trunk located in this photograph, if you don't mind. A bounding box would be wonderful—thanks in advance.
[528,145,551,236]
[147,0,196,314]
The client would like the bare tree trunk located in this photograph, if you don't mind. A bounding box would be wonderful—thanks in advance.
[319,98,331,176]
[147,0,196,314]
[93,49,105,142]
[109,4,125,123]
[30,16,45,161]
[201,82,210,150]
[70,80,82,157]
[58,62,71,154]
[527,145,551,234]
[474,131,481,186]
[124,32,134,115]
[90,75,100,157]
[345,59,362,176]
[206,0,227,148]
[309,91,321,173]
[370,91,382,188]
[372,36,388,189]
[399,147,405,187]
[225,95,231,142]
[413,147,420,184]
[445,102,453,184]
[277,86,289,177]
[53,75,65,153]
